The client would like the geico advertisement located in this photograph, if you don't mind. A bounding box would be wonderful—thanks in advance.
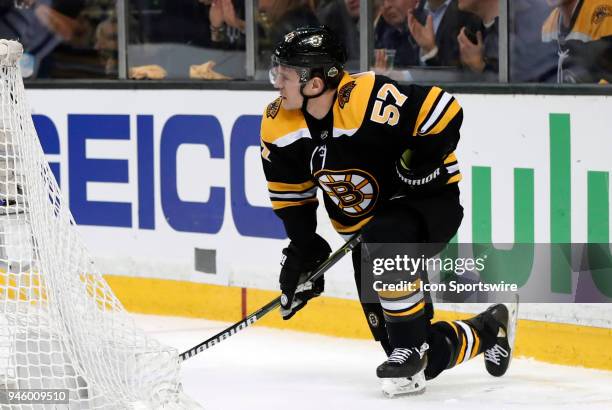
[25,90,612,307]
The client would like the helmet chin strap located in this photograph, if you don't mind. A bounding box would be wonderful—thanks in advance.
[300,79,328,110]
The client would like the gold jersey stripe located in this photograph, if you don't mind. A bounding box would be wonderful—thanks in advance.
[413,87,443,136]
[268,180,315,192]
[377,279,422,299]
[444,152,457,164]
[383,300,425,317]
[330,216,372,233]
[470,330,481,359]
[422,99,461,136]
[456,330,468,365]
[447,174,462,184]
[261,142,271,162]
[271,197,318,210]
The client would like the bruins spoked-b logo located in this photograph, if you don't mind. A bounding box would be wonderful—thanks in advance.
[316,169,379,217]
[368,312,380,328]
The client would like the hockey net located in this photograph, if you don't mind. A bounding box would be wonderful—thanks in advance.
[0,40,200,408]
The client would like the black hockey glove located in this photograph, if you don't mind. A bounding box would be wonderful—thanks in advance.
[279,234,331,320]
[395,149,448,194]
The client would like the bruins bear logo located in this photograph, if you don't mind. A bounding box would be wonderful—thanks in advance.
[316,169,379,217]
[266,97,282,119]
[338,81,356,109]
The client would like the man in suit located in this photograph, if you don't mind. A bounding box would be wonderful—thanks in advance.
[374,0,421,68]
[456,0,499,75]
[407,0,481,67]
[317,0,361,71]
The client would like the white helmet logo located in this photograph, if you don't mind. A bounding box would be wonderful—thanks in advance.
[304,35,323,47]
[284,32,296,42]
[328,67,339,77]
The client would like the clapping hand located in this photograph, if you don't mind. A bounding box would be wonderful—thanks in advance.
[209,0,244,32]
[407,11,436,55]
[457,26,485,72]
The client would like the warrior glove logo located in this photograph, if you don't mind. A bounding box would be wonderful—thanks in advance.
[316,169,379,217]
[396,166,441,186]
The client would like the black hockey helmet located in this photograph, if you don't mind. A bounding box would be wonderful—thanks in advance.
[270,26,347,91]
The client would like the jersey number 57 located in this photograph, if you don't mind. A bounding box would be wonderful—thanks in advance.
[370,84,407,126]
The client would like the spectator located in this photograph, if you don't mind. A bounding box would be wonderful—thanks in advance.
[317,0,360,70]
[510,0,557,82]
[542,0,612,83]
[0,0,62,78]
[408,0,481,67]
[94,14,117,77]
[208,0,245,50]
[375,0,420,69]
[456,0,499,75]
[258,0,319,54]
[130,0,213,48]
[15,0,115,78]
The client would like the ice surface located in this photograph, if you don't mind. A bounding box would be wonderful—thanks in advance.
[134,315,612,410]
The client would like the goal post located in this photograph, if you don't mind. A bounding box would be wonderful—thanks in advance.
[0,40,200,409]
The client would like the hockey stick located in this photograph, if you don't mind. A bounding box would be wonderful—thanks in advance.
[179,233,362,361]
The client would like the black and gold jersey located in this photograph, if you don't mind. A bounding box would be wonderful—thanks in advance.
[542,0,612,83]
[260,71,463,243]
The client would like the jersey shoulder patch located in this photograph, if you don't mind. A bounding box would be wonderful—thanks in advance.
[338,80,358,109]
[266,97,282,119]
[546,2,612,42]
[260,98,309,147]
[579,1,612,39]
[332,71,376,134]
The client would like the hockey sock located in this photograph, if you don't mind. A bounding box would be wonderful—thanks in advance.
[424,320,485,379]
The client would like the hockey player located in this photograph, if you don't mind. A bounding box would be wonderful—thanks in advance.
[260,26,517,397]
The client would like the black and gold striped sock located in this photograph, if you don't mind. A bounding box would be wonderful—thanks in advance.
[445,320,483,368]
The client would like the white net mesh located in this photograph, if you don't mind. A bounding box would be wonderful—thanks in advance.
[0,40,200,409]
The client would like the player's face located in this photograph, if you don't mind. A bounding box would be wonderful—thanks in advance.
[271,65,304,110]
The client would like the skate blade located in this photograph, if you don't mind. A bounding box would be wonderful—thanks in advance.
[503,294,520,365]
[504,294,519,349]
[381,377,426,398]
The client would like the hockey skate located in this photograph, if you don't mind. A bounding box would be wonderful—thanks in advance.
[467,295,519,377]
[376,343,428,398]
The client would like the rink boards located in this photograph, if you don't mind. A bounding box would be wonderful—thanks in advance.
[24,88,612,370]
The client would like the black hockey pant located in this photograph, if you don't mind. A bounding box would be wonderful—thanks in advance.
[351,184,465,380]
